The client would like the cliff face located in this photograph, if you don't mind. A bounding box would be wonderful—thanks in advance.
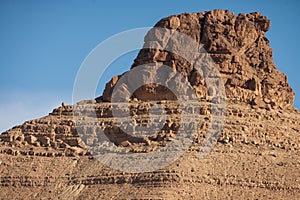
[0,10,299,199]
[103,10,294,110]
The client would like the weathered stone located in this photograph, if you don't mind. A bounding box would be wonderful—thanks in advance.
[25,135,37,145]
[120,140,131,147]
[39,136,51,147]
[101,10,294,110]
[169,16,180,29]
[0,10,299,200]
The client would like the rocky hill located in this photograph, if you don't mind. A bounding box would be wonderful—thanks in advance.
[0,10,299,199]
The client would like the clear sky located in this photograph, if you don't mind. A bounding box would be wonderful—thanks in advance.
[0,0,299,132]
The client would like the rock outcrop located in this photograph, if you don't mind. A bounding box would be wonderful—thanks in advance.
[0,10,299,199]
[102,10,294,110]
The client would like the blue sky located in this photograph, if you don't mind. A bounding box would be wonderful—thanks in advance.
[0,0,299,132]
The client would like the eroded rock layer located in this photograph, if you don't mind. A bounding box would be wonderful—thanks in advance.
[0,100,299,199]
[102,10,294,110]
[0,10,299,199]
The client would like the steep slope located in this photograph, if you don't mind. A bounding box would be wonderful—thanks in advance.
[0,10,299,199]
[103,10,294,110]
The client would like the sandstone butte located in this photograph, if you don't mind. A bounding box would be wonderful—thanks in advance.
[0,10,299,199]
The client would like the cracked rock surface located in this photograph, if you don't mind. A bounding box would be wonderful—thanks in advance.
[0,10,299,199]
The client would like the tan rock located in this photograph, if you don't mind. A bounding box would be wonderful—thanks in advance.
[0,10,299,200]
[120,140,131,147]
[25,135,37,145]
[101,10,294,110]
[39,136,51,147]
[169,16,180,29]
